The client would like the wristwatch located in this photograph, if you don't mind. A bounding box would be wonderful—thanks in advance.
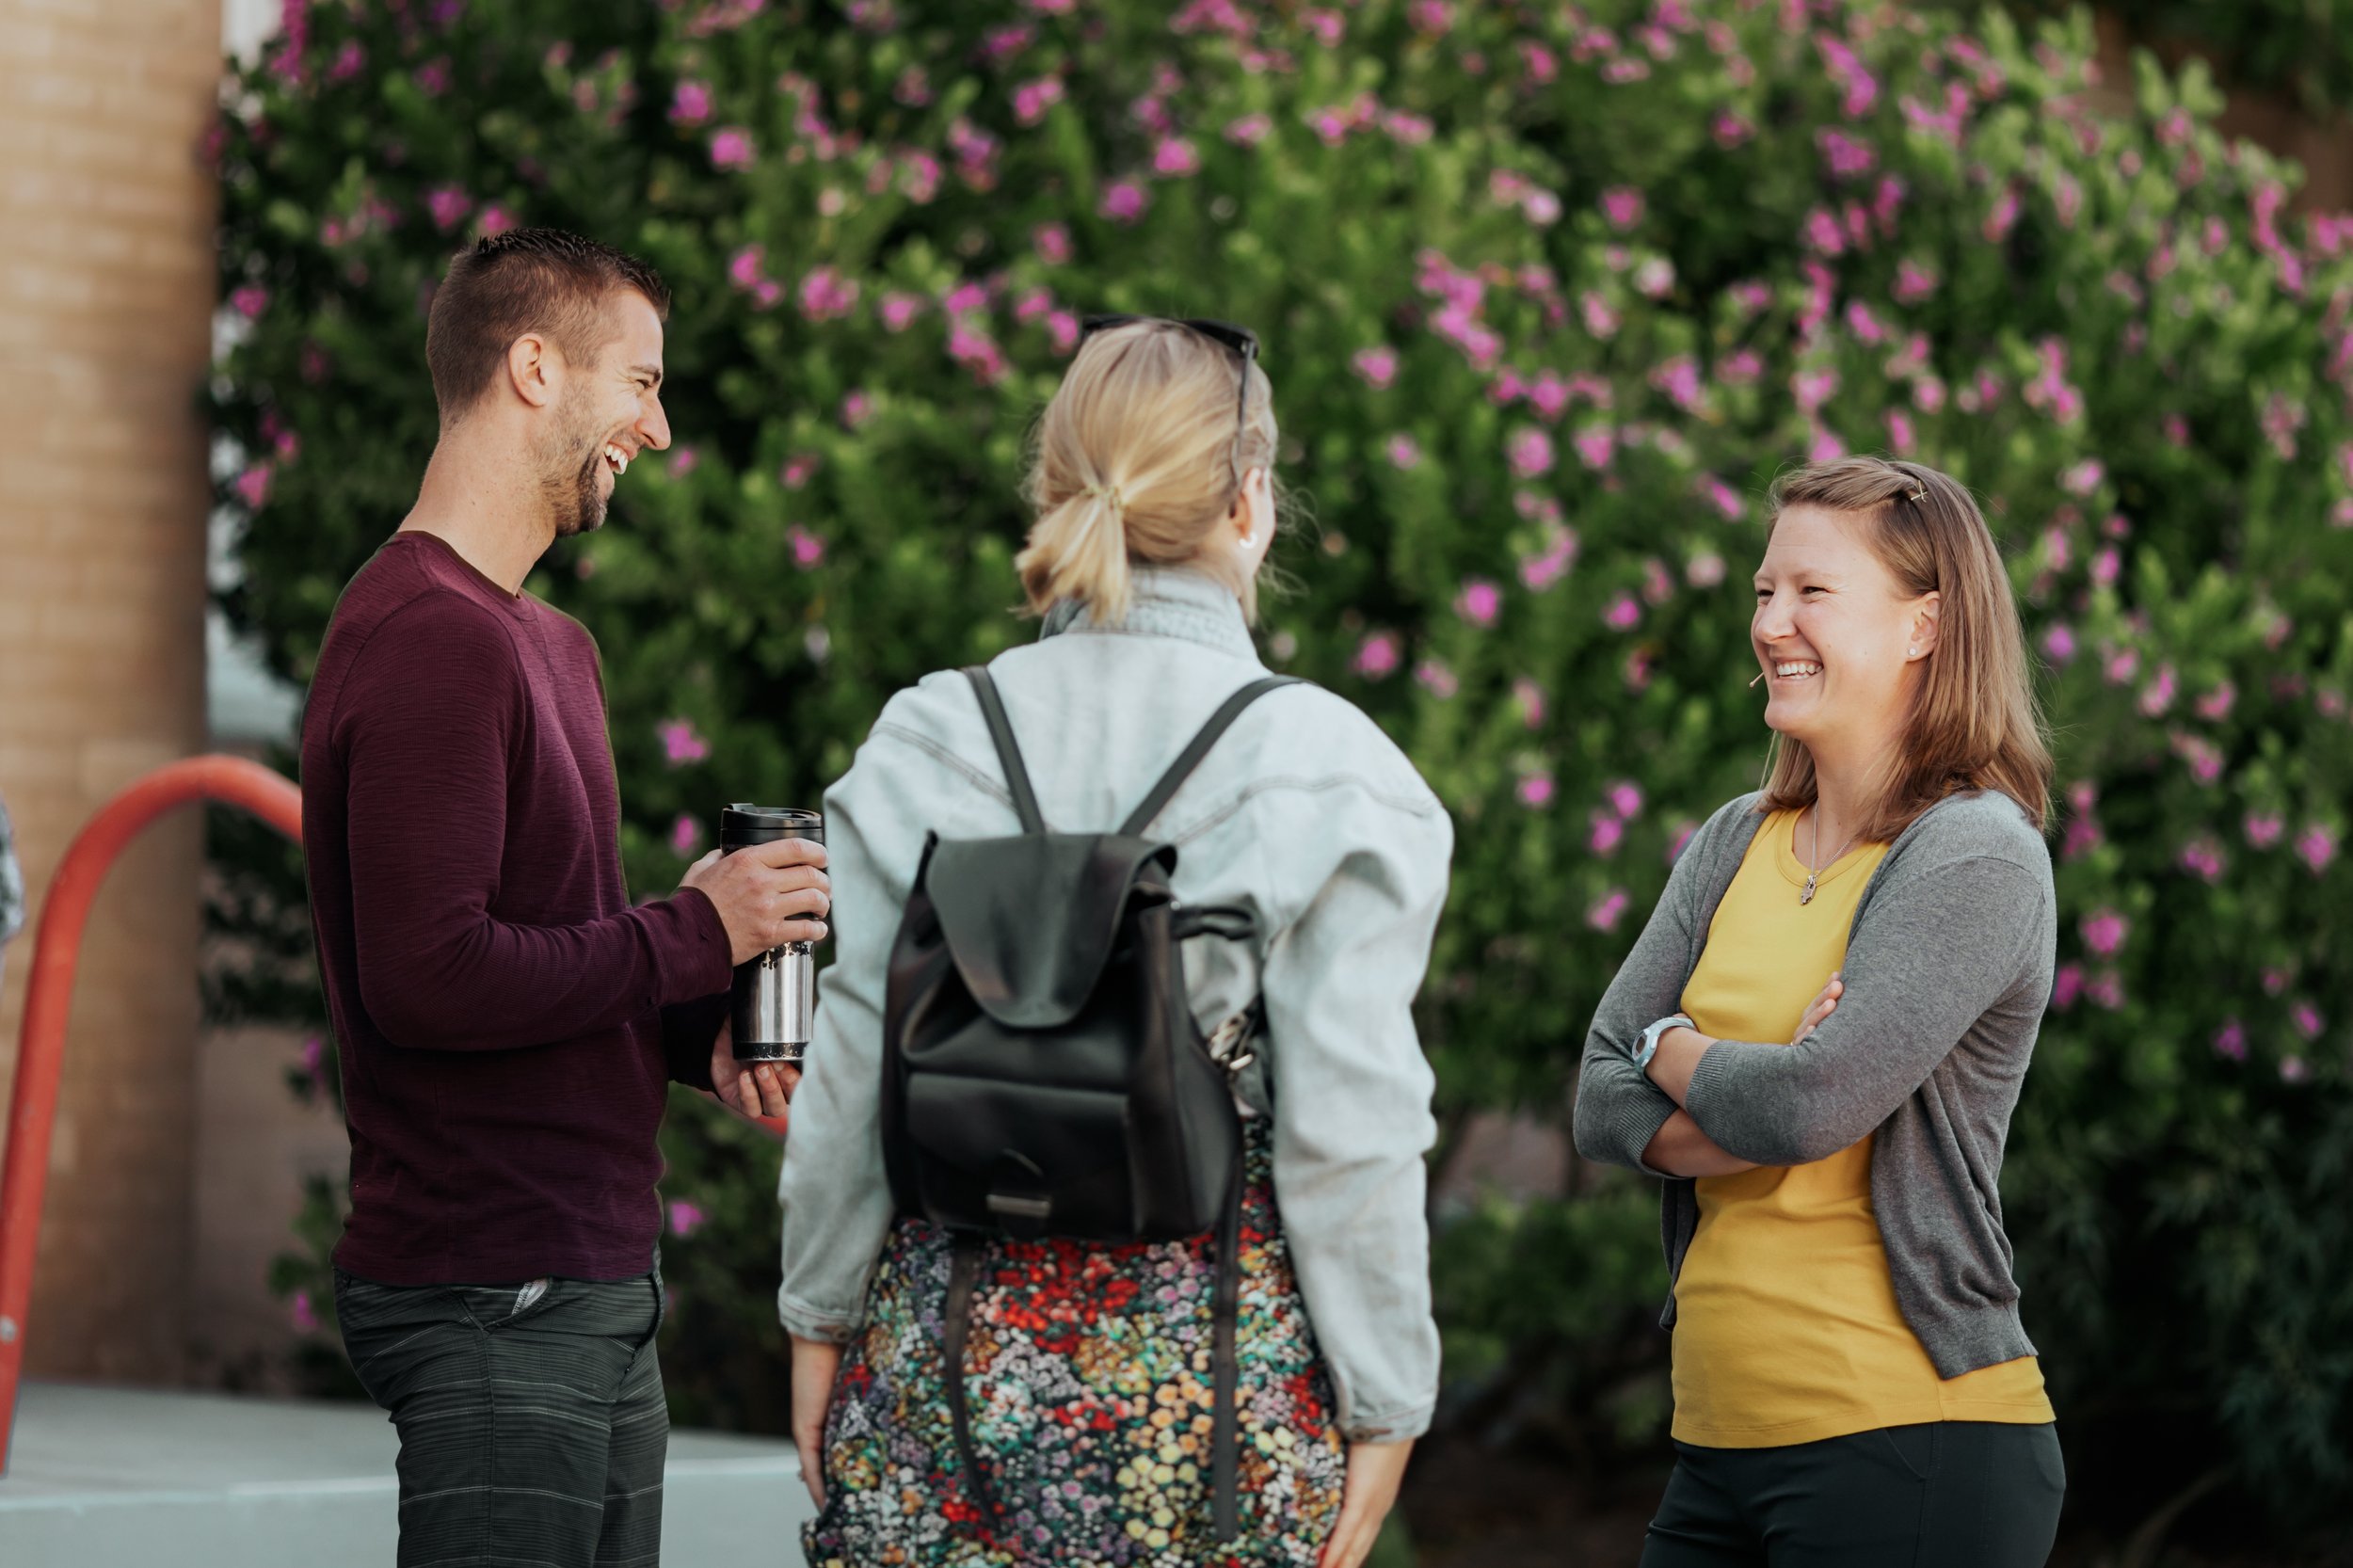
[1633,1014,1694,1072]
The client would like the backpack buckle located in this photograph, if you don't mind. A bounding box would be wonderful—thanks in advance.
[1207,1010,1257,1075]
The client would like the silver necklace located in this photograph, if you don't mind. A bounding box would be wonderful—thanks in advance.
[1801,808,1861,905]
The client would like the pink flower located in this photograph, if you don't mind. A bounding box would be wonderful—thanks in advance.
[2042,624,2076,664]
[1817,129,1876,178]
[669,814,703,856]
[1353,346,1399,390]
[1574,425,1616,471]
[1099,182,1149,224]
[2296,824,2338,873]
[1506,427,1554,479]
[2245,814,2283,849]
[879,292,924,333]
[1650,356,1702,410]
[1414,659,1459,698]
[2177,838,2225,883]
[898,151,943,204]
[1513,677,1546,728]
[2080,908,2129,958]
[1046,311,1080,355]
[290,1289,318,1334]
[1032,223,1073,264]
[1886,409,1916,452]
[1151,137,1199,177]
[711,127,756,170]
[1587,888,1630,932]
[2195,680,2236,721]
[1516,773,1555,808]
[1984,185,2020,242]
[728,247,767,291]
[1518,530,1577,592]
[1602,593,1641,632]
[1589,814,1625,856]
[788,526,825,569]
[477,205,517,237]
[1601,186,1644,230]
[1013,76,1064,125]
[233,465,273,508]
[2281,1055,2311,1084]
[798,266,859,322]
[668,446,699,478]
[1607,781,1644,820]
[1456,579,1501,627]
[2213,1019,2248,1062]
[2086,970,2126,1012]
[1353,632,1401,680]
[1225,113,1273,147]
[668,1199,707,1237]
[414,56,452,97]
[1685,552,1725,588]
[780,454,821,489]
[658,718,711,767]
[2053,964,2083,1010]
[1894,260,1940,303]
[2292,1002,2325,1041]
[425,185,473,231]
[1384,434,1422,470]
[231,284,269,319]
[948,324,1008,386]
[670,79,714,127]
[1700,475,1745,520]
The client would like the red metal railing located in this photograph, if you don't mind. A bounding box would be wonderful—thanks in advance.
[0,756,303,1473]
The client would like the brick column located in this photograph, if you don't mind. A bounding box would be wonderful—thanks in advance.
[0,0,223,1381]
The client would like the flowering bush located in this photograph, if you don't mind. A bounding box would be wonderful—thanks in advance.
[214,0,2353,1536]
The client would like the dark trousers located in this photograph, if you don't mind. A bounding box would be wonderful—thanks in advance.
[334,1266,670,1568]
[1641,1422,2066,1568]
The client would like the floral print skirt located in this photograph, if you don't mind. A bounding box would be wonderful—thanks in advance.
[803,1120,1347,1567]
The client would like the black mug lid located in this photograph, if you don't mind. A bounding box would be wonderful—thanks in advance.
[720,804,824,846]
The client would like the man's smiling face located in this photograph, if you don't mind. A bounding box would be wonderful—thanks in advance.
[541,287,670,538]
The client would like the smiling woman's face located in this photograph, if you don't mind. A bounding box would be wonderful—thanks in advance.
[1752,503,1938,768]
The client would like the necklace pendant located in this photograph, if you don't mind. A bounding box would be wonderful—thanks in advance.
[1800,873,1817,905]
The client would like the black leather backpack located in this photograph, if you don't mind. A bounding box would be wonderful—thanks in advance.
[880,664,1303,1541]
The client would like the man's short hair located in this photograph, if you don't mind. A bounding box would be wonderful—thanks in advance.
[424,229,671,421]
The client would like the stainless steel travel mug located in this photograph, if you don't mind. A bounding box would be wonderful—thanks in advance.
[720,804,824,1064]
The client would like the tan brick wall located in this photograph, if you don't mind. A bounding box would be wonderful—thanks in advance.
[0,0,223,1382]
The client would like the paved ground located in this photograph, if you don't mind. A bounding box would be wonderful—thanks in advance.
[0,1381,814,1566]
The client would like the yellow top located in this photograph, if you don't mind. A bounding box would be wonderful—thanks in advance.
[1669,809,2054,1448]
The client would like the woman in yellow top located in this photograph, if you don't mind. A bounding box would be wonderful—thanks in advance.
[1575,456,2067,1566]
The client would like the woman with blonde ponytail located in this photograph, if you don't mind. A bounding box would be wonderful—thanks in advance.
[778,317,1453,1568]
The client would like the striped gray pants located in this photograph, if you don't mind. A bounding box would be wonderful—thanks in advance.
[334,1265,669,1567]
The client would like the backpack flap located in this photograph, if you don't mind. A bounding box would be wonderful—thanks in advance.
[924,832,1177,1029]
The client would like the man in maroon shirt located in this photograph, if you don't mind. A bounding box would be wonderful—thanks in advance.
[302,230,824,1567]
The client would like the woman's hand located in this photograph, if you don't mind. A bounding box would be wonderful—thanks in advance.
[1318,1438,1413,1568]
[791,1334,843,1508]
[1793,972,1843,1044]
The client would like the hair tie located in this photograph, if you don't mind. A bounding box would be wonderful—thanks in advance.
[1084,481,1126,514]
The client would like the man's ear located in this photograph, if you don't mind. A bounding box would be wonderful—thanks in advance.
[504,332,557,409]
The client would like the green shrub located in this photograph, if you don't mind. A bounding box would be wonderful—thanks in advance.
[212,0,2353,1538]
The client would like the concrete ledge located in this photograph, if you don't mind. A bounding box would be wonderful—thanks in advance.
[1,1382,814,1566]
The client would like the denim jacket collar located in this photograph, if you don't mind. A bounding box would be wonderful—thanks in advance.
[1039,566,1256,662]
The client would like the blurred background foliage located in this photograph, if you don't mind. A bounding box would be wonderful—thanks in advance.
[207,0,2353,1557]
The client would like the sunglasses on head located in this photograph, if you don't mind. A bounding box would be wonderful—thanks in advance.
[1078,314,1261,486]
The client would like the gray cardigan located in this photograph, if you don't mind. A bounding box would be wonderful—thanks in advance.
[1573,789,2056,1380]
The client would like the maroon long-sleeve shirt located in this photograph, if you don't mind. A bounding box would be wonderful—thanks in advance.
[302,531,733,1285]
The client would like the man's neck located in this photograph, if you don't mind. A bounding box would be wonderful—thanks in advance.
[396,440,556,596]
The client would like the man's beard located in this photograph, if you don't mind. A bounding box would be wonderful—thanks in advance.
[538,405,609,538]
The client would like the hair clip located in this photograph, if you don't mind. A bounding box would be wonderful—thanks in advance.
[1906,487,1927,503]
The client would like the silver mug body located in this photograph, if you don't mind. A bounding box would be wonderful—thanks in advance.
[731,940,815,1064]
[718,805,824,1064]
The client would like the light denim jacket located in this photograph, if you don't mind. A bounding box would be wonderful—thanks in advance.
[776,566,1453,1442]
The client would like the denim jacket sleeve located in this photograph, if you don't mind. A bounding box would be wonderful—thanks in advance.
[1254,754,1451,1442]
[774,696,984,1341]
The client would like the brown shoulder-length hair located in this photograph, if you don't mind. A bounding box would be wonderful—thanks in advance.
[1757,456,2053,840]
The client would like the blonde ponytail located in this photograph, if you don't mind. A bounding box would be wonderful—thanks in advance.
[1017,486,1136,623]
[1017,320,1278,625]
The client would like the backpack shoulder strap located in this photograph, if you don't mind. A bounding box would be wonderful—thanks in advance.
[962,665,1047,835]
[1117,676,1306,839]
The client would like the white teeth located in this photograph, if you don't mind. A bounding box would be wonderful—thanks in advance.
[604,444,629,475]
[1775,662,1822,679]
